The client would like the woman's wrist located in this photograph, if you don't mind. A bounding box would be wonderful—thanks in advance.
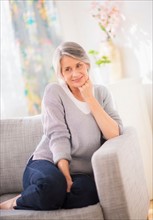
[57,159,72,190]
[86,95,97,106]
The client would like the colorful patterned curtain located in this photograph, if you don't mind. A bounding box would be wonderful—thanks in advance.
[9,0,62,115]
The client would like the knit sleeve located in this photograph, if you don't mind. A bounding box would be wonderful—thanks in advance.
[99,86,123,135]
[41,84,71,164]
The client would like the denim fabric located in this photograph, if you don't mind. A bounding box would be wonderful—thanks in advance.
[63,174,99,209]
[15,159,99,210]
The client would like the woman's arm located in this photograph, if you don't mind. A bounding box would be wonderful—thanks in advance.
[79,79,120,140]
[57,159,73,192]
[42,84,72,164]
[42,85,73,191]
[87,96,119,139]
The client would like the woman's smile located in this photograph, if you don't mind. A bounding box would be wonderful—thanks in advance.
[72,76,84,83]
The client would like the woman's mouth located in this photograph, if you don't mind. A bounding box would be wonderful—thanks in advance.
[72,76,83,83]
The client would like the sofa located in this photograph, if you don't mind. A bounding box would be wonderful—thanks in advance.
[107,78,153,200]
[0,115,149,220]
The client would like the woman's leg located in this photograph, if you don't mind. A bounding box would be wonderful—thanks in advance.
[5,159,67,210]
[63,174,99,209]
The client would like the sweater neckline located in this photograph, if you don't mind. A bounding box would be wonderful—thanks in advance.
[60,82,92,114]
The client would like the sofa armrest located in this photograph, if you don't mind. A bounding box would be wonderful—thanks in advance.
[92,127,149,220]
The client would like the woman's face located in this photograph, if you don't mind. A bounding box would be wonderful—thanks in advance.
[60,55,89,90]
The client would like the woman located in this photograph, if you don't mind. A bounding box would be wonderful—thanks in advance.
[0,41,123,210]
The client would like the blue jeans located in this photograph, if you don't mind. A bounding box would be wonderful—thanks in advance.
[15,158,99,210]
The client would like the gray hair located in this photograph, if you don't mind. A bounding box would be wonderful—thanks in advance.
[52,41,91,81]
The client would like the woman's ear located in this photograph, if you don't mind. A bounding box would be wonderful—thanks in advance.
[87,64,90,71]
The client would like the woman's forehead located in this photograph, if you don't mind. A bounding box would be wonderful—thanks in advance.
[61,55,82,67]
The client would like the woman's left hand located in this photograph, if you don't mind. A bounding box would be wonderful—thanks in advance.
[78,78,94,103]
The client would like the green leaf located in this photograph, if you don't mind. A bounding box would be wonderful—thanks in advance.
[99,23,106,32]
[88,50,99,55]
[96,56,111,66]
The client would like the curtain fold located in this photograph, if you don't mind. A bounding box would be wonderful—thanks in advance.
[1,0,28,118]
[9,0,62,115]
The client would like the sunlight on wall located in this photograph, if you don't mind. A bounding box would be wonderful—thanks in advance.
[119,22,152,82]
[116,0,152,81]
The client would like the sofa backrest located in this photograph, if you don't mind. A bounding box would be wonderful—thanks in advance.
[0,115,43,195]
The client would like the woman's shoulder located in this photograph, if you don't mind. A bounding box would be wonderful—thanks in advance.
[43,82,64,102]
[44,82,64,96]
[45,82,62,93]
[93,84,113,107]
[93,84,110,98]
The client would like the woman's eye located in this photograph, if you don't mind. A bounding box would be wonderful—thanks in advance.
[65,68,70,72]
[77,63,82,68]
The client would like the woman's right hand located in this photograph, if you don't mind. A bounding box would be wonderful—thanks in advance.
[57,159,73,192]
[66,177,73,192]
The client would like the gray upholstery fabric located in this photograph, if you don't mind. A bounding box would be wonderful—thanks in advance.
[0,115,43,194]
[92,127,150,220]
[0,116,149,220]
[0,194,103,220]
[0,202,103,220]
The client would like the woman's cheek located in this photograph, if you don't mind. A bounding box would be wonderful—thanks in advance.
[84,72,89,81]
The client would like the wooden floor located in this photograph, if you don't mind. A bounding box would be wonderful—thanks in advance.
[148,200,153,220]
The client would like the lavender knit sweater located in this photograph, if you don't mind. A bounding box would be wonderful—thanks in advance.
[32,83,123,174]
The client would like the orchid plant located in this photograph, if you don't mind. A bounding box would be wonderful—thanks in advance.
[91,1,122,40]
[89,1,123,66]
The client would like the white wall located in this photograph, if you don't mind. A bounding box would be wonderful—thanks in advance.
[56,1,101,51]
[118,0,152,80]
[56,0,152,80]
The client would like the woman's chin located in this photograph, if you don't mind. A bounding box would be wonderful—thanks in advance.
[73,82,84,88]
[73,79,86,88]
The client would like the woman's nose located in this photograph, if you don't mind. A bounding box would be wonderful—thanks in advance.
[72,69,79,77]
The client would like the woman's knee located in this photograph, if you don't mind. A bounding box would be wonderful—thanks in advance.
[72,175,99,200]
[36,174,67,210]
[72,175,95,190]
[63,175,99,209]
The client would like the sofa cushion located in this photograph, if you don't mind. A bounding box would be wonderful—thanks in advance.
[0,115,43,195]
[0,194,103,220]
